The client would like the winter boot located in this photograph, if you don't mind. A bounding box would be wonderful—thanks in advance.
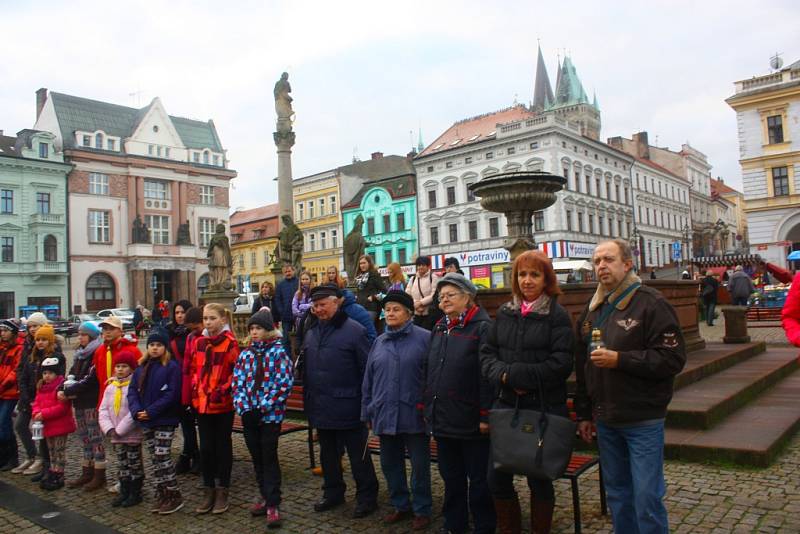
[195,487,215,514]
[531,497,555,534]
[67,464,94,488]
[83,464,106,492]
[111,480,131,507]
[151,485,166,513]
[211,487,230,514]
[159,488,184,515]
[175,454,191,475]
[494,496,522,534]
[30,465,48,482]
[121,478,143,507]
[40,470,65,491]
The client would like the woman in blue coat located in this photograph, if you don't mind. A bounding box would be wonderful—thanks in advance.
[361,291,432,531]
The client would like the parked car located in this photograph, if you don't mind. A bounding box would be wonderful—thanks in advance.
[95,308,135,330]
[50,317,79,338]
[234,293,259,314]
[70,313,101,330]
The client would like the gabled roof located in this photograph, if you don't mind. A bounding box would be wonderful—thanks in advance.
[710,178,738,196]
[49,92,223,151]
[342,174,417,210]
[337,155,414,181]
[417,105,535,158]
[230,203,279,227]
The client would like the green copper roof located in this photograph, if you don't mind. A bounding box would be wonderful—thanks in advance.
[50,92,223,151]
[551,56,589,108]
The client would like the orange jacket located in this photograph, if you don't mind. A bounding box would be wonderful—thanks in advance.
[190,329,239,414]
[92,335,142,407]
[0,339,22,400]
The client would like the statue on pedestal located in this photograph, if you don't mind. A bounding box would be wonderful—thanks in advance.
[131,215,150,244]
[277,215,303,273]
[176,220,192,246]
[344,214,368,280]
[274,72,294,135]
[207,223,233,291]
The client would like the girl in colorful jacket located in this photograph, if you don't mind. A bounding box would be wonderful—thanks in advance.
[190,303,239,515]
[98,350,143,508]
[128,328,183,515]
[232,309,294,528]
[31,356,76,490]
[0,320,23,470]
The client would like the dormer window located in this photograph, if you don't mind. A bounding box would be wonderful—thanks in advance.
[213,155,220,166]
[107,139,115,151]
[83,135,91,147]
[193,152,200,163]
[203,151,210,164]
[95,133,103,149]
[38,142,48,159]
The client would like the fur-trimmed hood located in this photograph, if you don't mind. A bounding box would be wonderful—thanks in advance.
[588,271,642,312]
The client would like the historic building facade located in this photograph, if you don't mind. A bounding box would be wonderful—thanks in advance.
[341,155,417,270]
[33,89,235,312]
[230,204,279,292]
[293,169,343,281]
[414,49,635,286]
[726,59,800,268]
[0,130,71,318]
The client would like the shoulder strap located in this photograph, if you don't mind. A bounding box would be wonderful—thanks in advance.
[585,282,641,344]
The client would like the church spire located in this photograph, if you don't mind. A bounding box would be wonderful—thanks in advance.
[532,44,554,112]
[417,128,424,153]
[554,55,589,107]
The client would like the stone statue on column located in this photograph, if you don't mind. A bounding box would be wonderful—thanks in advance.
[207,223,233,291]
[277,215,303,273]
[273,72,296,228]
[343,213,368,280]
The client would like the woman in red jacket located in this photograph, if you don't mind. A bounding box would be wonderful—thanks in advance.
[781,273,800,347]
[190,303,239,515]
[0,320,23,470]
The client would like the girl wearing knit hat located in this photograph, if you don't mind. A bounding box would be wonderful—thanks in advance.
[62,322,107,490]
[31,355,76,490]
[13,324,65,480]
[128,329,184,514]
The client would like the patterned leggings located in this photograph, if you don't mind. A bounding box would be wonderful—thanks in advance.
[75,408,106,464]
[144,426,178,491]
[115,443,144,481]
[46,435,68,472]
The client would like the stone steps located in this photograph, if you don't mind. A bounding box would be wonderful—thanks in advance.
[673,341,766,390]
[667,347,799,429]
[665,367,800,467]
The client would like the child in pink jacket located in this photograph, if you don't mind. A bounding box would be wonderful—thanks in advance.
[31,356,76,490]
[98,350,143,508]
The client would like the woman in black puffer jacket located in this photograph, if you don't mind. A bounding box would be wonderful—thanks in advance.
[480,250,574,534]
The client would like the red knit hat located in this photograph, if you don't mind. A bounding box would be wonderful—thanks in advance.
[112,349,139,370]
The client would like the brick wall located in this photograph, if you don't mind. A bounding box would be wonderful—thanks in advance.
[187,183,229,207]
[68,170,128,198]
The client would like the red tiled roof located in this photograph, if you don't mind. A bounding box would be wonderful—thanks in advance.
[418,105,536,158]
[710,178,737,195]
[230,203,279,227]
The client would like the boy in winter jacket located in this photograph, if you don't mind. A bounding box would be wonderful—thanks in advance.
[98,350,143,508]
[233,309,294,527]
[32,356,76,490]
[0,320,23,470]
[128,329,184,514]
[61,321,107,490]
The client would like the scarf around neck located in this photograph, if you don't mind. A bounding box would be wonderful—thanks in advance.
[110,377,131,415]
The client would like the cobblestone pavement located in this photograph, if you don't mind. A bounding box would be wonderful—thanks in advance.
[1,421,799,533]
[699,313,789,345]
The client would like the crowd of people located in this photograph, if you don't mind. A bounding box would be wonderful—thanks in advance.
[10,238,798,533]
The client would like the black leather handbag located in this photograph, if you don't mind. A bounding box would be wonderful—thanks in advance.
[489,373,576,480]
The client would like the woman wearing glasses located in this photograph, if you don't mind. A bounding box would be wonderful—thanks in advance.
[423,273,495,534]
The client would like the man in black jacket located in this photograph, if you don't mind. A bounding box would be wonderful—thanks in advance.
[574,239,686,534]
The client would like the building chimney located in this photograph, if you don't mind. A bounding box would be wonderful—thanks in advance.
[632,131,650,160]
[607,136,623,150]
[36,88,48,120]
[371,151,383,160]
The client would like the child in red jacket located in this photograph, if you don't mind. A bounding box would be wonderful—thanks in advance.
[32,356,76,490]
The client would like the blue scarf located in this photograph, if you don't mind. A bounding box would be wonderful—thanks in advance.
[74,337,102,361]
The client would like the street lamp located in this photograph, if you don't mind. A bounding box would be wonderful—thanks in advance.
[629,226,641,272]
[681,223,692,276]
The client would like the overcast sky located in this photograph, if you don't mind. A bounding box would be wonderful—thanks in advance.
[2,1,798,211]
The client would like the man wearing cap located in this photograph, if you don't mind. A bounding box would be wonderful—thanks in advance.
[406,256,441,331]
[0,319,23,470]
[302,284,379,518]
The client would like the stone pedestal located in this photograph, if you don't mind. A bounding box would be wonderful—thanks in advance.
[198,289,239,314]
[721,306,751,344]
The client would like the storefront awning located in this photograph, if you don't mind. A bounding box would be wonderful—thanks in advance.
[692,254,762,266]
[552,259,593,272]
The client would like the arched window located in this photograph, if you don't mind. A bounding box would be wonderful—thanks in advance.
[95,133,104,149]
[86,272,116,311]
[43,235,57,262]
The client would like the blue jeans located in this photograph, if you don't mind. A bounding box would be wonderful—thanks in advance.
[733,297,749,307]
[704,300,716,326]
[0,399,16,441]
[379,433,432,517]
[596,420,669,534]
[281,320,293,355]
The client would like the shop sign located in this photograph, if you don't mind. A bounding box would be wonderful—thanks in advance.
[455,248,510,267]
[566,241,597,259]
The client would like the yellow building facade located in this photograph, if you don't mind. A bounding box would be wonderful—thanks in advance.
[293,170,344,282]
[230,204,280,292]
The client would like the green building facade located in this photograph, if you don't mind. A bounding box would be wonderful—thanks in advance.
[0,130,71,318]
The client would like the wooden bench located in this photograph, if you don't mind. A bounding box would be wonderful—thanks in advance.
[746,306,783,328]
[364,401,607,534]
[232,385,317,468]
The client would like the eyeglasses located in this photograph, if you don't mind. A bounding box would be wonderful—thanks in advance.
[438,291,464,301]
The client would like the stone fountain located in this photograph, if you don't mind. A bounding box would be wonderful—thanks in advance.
[469,170,566,264]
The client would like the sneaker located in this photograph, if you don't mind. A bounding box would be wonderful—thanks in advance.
[22,458,43,475]
[250,498,267,517]
[11,458,34,474]
[266,506,282,529]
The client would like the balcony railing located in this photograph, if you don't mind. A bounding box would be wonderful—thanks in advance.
[29,213,64,225]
